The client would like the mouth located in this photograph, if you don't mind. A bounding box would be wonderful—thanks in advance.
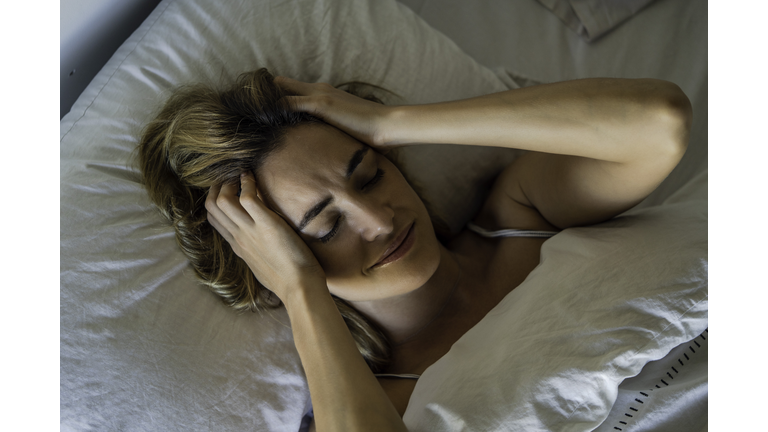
[372,222,416,269]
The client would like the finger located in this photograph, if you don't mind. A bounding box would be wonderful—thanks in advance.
[280,95,318,115]
[205,184,240,234]
[206,210,235,245]
[238,171,266,215]
[217,181,254,226]
[280,94,301,109]
[239,172,290,228]
[274,76,315,96]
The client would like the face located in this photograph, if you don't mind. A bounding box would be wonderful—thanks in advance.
[256,124,441,302]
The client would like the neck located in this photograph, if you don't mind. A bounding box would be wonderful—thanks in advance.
[347,245,463,346]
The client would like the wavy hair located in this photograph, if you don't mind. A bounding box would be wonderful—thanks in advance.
[136,68,445,372]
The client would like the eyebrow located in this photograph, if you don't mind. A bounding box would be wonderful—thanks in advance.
[296,146,369,232]
[345,146,369,179]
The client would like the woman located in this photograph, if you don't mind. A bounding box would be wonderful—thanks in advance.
[138,69,691,431]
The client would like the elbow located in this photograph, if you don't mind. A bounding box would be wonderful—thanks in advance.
[651,81,692,163]
[666,83,692,155]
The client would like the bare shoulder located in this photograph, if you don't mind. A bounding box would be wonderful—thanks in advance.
[446,155,561,297]
[471,154,558,232]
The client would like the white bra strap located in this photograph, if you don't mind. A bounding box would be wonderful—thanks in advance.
[373,373,421,379]
[466,221,558,239]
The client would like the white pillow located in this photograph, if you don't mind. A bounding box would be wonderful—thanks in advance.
[60,0,522,430]
[404,171,708,431]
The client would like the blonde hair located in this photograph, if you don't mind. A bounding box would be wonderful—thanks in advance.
[137,68,445,372]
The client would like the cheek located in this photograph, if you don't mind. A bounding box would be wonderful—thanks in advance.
[311,158,442,300]
[313,235,387,300]
[311,238,364,281]
[324,221,443,302]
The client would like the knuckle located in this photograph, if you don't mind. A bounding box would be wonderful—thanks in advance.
[215,195,231,210]
[239,194,256,208]
[205,197,218,213]
[316,94,333,108]
[286,96,304,112]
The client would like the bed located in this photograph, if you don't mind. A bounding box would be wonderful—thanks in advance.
[60,0,708,430]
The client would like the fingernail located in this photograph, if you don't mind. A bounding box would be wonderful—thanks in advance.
[241,172,247,178]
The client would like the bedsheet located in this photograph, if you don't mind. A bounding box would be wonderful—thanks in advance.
[593,329,708,432]
[403,171,708,431]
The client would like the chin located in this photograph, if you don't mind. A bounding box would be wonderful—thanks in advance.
[377,220,442,298]
[328,223,443,302]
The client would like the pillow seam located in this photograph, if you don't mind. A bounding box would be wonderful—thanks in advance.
[60,0,176,142]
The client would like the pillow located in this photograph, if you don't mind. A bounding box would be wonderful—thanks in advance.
[60,0,524,430]
[536,0,657,42]
[403,171,708,431]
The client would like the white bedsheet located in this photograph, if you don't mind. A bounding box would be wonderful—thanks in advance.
[534,0,657,42]
[593,329,708,432]
[404,171,708,431]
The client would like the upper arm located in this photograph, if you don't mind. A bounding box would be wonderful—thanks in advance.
[502,85,690,229]
[475,79,691,231]
[499,148,684,229]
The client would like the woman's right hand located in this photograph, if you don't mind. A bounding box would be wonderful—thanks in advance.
[205,171,327,303]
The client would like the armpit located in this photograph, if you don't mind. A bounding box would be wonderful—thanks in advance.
[471,160,559,232]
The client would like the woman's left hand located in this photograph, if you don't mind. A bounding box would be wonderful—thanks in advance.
[275,76,395,151]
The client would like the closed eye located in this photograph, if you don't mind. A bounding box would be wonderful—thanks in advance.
[320,215,342,244]
[364,168,385,189]
[319,168,386,244]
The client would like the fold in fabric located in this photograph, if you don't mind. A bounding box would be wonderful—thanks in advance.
[536,0,657,41]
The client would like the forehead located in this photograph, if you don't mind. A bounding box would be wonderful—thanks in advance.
[256,124,365,223]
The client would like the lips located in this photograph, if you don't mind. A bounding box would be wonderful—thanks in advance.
[372,222,415,268]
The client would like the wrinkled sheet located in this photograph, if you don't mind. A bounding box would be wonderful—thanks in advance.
[404,171,708,431]
[535,0,657,41]
[593,328,708,432]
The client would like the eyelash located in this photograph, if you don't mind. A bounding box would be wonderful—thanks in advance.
[320,216,343,244]
[319,168,385,244]
[366,168,385,189]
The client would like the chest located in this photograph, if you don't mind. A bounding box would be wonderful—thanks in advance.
[379,233,550,417]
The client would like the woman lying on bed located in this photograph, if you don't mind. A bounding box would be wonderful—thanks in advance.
[138,69,691,431]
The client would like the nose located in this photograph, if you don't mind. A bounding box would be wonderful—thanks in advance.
[347,196,395,242]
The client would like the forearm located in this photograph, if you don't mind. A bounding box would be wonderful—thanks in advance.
[382,78,691,164]
[285,285,407,432]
